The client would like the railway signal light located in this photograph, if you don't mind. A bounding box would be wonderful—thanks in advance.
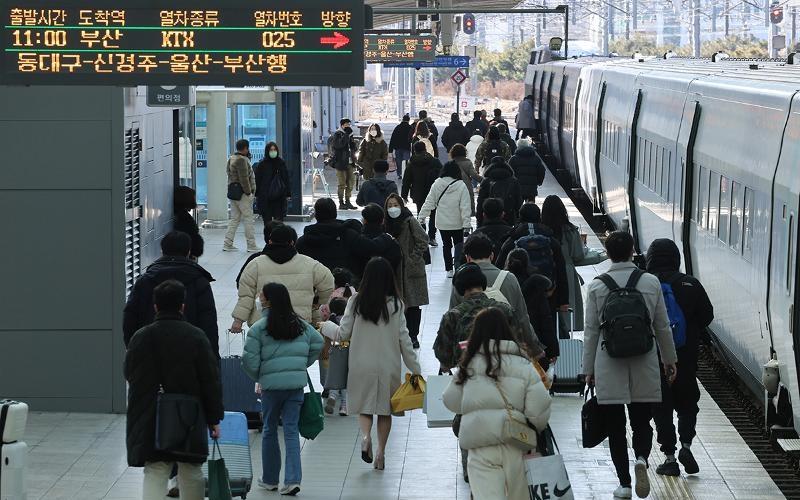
[771,3,784,24]
[463,13,476,34]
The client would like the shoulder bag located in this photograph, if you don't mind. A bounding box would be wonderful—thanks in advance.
[436,179,461,207]
[299,372,325,439]
[227,182,244,201]
[493,379,536,451]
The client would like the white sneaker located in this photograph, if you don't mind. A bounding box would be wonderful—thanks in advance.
[166,477,179,497]
[257,479,278,491]
[634,457,650,498]
[247,246,261,253]
[222,245,238,252]
[446,269,455,278]
[324,395,336,415]
[280,484,301,496]
[613,485,632,498]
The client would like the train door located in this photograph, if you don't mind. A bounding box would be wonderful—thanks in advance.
[544,73,555,152]
[592,82,607,213]
[676,100,701,275]
[627,89,644,254]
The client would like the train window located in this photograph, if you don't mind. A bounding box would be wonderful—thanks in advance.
[709,171,720,236]
[743,187,754,259]
[787,214,794,291]
[730,181,743,251]
[636,137,643,181]
[649,142,656,191]
[719,176,730,244]
[654,144,662,195]
[663,149,671,201]
[698,166,709,228]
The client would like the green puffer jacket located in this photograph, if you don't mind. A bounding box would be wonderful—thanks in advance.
[242,310,324,390]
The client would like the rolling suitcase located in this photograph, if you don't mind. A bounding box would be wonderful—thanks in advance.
[551,308,585,395]
[221,330,262,429]
[202,411,252,499]
[0,400,28,444]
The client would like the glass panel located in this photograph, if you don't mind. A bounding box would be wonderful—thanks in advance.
[195,105,208,206]
[743,187,754,258]
[177,107,194,188]
[236,104,277,164]
[654,144,662,195]
[708,171,720,235]
[698,166,708,228]
[719,176,730,244]
[730,181,742,250]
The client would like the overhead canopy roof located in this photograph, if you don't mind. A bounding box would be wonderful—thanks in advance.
[368,0,522,28]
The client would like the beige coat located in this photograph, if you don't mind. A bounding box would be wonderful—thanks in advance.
[233,253,334,326]
[582,261,678,405]
[321,294,421,415]
[226,154,255,195]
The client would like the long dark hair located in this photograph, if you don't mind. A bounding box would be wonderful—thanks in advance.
[455,308,516,385]
[414,120,430,138]
[262,282,302,340]
[368,123,383,140]
[540,194,573,240]
[263,141,280,160]
[354,257,401,324]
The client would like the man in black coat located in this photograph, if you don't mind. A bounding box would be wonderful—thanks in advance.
[296,197,363,274]
[476,157,522,226]
[497,123,517,155]
[441,112,471,153]
[473,197,512,260]
[509,138,547,203]
[402,140,442,245]
[646,238,714,477]
[465,110,488,138]
[388,114,413,179]
[351,204,402,279]
[123,231,219,358]
[125,280,224,496]
[356,160,399,208]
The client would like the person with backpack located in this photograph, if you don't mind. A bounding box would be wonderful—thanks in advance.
[402,140,442,246]
[418,161,473,278]
[388,114,413,179]
[441,113,471,153]
[476,156,521,226]
[583,231,678,499]
[328,118,358,210]
[509,138,547,203]
[645,238,714,478]
[449,143,482,215]
[465,110,488,139]
[411,120,435,156]
[254,142,290,223]
[472,198,512,263]
[496,123,517,155]
[356,123,389,180]
[410,110,439,157]
[474,126,511,173]
[356,160,398,208]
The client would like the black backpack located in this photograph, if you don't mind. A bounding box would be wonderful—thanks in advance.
[486,140,504,161]
[596,269,654,358]
[514,224,555,281]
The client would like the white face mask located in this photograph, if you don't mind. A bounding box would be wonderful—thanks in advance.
[387,207,402,219]
[369,130,378,137]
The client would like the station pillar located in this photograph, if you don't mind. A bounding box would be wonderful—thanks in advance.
[204,91,229,227]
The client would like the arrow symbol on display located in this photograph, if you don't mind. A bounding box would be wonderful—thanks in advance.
[320,32,350,49]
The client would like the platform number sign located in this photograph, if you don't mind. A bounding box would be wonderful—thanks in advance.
[0,0,365,86]
[450,68,466,86]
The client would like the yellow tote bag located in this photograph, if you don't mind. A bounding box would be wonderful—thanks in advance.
[391,374,426,413]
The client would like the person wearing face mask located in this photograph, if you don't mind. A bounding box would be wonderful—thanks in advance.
[357,124,389,181]
[328,118,358,210]
[383,193,429,349]
[254,142,290,223]
[356,160,398,208]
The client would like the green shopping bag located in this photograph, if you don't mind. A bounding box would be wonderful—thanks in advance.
[299,372,325,439]
[207,439,233,500]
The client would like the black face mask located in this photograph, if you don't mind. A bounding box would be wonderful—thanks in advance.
[343,127,353,135]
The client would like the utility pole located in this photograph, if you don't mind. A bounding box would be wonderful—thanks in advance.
[632,0,638,31]
[712,3,717,32]
[725,0,730,37]
[692,0,702,57]
[793,7,797,49]
[626,0,631,39]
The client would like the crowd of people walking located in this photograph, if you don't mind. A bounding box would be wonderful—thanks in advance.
[122,107,714,500]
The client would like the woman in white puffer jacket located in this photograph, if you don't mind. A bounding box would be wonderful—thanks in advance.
[443,307,552,500]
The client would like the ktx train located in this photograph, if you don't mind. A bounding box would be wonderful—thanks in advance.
[528,52,800,435]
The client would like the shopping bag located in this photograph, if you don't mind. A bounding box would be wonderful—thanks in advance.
[390,373,426,413]
[581,386,607,448]
[299,373,325,440]
[424,375,455,428]
[207,440,233,500]
[525,453,573,500]
[324,342,349,390]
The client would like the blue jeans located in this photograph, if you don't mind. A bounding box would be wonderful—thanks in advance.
[394,149,410,177]
[261,389,304,485]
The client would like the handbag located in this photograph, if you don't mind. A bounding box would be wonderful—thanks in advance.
[493,380,536,451]
[299,372,325,440]
[324,341,349,390]
[227,182,244,201]
[207,439,233,500]
[154,392,209,460]
[581,386,607,448]
[390,373,426,413]
[525,434,574,500]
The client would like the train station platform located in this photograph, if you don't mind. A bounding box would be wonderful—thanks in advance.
[19,164,785,500]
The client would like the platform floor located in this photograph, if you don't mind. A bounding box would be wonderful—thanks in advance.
[21,168,784,500]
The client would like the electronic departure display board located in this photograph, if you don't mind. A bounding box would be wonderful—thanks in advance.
[0,0,365,86]
[363,35,437,63]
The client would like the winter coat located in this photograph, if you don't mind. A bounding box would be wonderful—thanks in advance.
[124,312,223,467]
[328,129,357,170]
[516,98,535,130]
[123,257,218,357]
[389,212,430,308]
[475,139,512,173]
[254,156,290,208]
[389,121,413,152]
[501,133,517,155]
[350,224,403,279]
[242,310,323,390]
[411,118,440,156]
[401,153,441,206]
[226,153,255,195]
[233,248,334,326]
[465,135,483,164]
[465,118,488,138]
[476,159,522,226]
[173,210,204,259]
[443,340,551,450]
[556,224,588,331]
[296,219,363,273]
[419,176,472,231]
[497,222,570,309]
[356,173,398,208]
[473,218,512,260]
[509,146,547,201]
[357,136,389,180]
[411,135,435,156]
[320,294,421,415]
[441,121,471,152]
[453,156,482,214]
[516,272,558,359]
[582,261,678,404]
[645,238,715,363]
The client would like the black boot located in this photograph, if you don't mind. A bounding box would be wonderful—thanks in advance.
[345,199,356,210]
[339,197,347,210]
